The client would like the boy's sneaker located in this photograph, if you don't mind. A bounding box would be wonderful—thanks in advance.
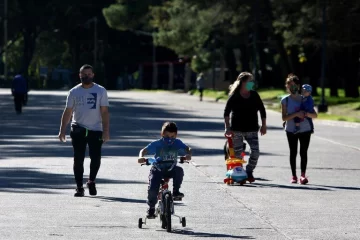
[86,181,97,196]
[146,208,156,219]
[299,176,308,185]
[290,176,298,184]
[247,172,255,183]
[173,190,184,199]
[74,187,85,197]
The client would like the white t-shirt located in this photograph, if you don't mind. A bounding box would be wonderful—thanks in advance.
[65,83,109,131]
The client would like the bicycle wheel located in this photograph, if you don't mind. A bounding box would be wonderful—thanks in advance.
[165,193,172,232]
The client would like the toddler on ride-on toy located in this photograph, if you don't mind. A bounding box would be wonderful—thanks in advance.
[138,122,192,219]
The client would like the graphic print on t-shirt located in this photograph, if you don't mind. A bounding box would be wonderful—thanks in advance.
[74,93,98,109]
[87,93,97,109]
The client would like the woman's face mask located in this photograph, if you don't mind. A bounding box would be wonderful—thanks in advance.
[245,81,255,91]
[290,84,299,94]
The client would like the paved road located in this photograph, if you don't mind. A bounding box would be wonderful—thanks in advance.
[0,89,359,240]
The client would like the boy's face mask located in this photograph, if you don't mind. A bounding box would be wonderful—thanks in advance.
[162,137,176,145]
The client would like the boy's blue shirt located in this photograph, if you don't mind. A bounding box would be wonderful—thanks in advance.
[301,95,314,113]
[145,138,187,170]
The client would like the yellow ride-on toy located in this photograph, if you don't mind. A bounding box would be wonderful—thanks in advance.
[223,136,248,185]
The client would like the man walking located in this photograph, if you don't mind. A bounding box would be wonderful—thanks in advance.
[11,73,28,114]
[58,64,110,197]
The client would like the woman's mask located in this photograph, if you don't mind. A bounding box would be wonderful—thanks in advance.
[290,84,299,94]
[245,81,254,91]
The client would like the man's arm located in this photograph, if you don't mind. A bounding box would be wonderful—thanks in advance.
[100,106,110,142]
[100,106,109,132]
[59,108,73,135]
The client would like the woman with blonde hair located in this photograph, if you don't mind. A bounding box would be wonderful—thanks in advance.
[224,72,267,183]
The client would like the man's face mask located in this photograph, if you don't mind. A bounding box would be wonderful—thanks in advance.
[290,84,299,94]
[162,137,176,145]
[81,76,93,85]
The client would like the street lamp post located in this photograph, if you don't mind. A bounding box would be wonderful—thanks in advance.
[318,0,328,112]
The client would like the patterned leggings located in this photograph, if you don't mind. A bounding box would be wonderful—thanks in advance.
[232,131,260,173]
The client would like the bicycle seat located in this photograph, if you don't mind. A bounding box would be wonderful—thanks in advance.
[161,178,170,185]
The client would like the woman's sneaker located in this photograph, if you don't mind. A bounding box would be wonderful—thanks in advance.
[290,176,298,184]
[299,176,308,185]
[247,172,255,183]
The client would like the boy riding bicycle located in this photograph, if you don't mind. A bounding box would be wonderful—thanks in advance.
[138,122,192,219]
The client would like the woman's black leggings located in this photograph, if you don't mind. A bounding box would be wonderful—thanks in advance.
[286,131,312,176]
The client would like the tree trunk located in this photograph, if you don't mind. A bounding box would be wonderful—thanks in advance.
[328,50,338,97]
[258,26,273,87]
[262,0,291,81]
[21,27,37,78]
[344,46,360,98]
[304,46,320,96]
[224,47,238,83]
[240,44,250,74]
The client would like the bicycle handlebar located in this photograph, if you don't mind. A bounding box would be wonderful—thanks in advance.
[138,156,189,167]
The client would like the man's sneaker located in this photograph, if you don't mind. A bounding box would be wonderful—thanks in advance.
[247,172,255,183]
[173,190,184,199]
[299,176,308,185]
[86,181,97,196]
[74,187,85,197]
[146,208,156,219]
[291,176,298,184]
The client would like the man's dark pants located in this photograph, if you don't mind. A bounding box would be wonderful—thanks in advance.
[13,93,25,113]
[70,128,103,187]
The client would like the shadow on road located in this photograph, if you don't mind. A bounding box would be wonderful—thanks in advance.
[0,167,147,193]
[0,91,284,196]
[0,92,223,158]
[310,184,360,191]
[0,91,283,159]
[172,229,255,239]
[251,182,331,191]
[90,196,147,204]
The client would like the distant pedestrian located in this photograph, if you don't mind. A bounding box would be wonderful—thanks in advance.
[58,64,110,197]
[196,72,205,101]
[281,74,317,184]
[11,73,28,114]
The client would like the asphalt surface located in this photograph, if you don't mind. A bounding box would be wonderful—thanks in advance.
[0,88,359,240]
